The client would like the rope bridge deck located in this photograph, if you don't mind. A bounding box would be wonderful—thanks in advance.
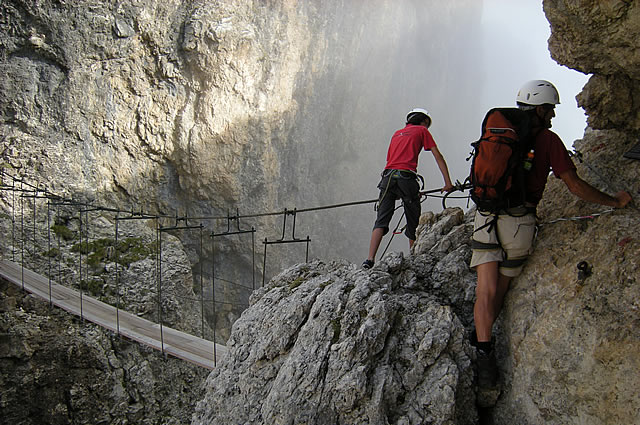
[0,259,226,369]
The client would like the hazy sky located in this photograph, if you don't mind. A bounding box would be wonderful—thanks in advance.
[481,0,590,147]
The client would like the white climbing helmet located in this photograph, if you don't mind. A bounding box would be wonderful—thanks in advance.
[406,107,431,125]
[516,80,561,107]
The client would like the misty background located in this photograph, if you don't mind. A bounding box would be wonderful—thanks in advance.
[269,0,589,268]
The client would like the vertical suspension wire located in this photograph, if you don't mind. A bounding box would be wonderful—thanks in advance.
[154,217,159,336]
[261,239,266,287]
[79,209,84,320]
[20,182,24,289]
[251,228,256,290]
[158,222,164,356]
[47,199,52,306]
[11,178,15,262]
[154,217,159,315]
[32,184,37,270]
[199,224,205,339]
[56,202,61,292]
[211,231,217,367]
[115,213,120,335]
[84,208,89,301]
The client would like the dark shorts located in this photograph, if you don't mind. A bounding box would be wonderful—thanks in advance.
[373,170,421,240]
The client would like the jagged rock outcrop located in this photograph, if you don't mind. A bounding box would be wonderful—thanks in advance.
[193,208,480,425]
[545,0,640,131]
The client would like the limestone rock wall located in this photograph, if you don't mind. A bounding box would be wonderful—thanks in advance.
[546,0,640,131]
[0,0,302,208]
[192,208,479,425]
[491,129,640,425]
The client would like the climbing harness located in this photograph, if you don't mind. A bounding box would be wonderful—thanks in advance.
[375,169,425,211]
[377,182,469,258]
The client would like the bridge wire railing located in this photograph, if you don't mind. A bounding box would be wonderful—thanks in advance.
[0,168,472,367]
[0,170,230,365]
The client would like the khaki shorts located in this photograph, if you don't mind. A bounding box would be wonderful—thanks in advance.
[470,209,537,277]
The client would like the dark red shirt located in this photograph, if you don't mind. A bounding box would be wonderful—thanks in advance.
[526,129,576,205]
[385,124,437,172]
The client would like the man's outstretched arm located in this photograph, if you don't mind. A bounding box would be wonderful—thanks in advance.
[559,169,631,208]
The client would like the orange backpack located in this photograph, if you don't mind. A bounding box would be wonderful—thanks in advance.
[469,108,533,213]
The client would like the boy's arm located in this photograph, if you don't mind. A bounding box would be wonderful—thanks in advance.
[431,146,455,192]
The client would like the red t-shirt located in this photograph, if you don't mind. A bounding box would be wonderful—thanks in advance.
[384,124,436,172]
[526,129,577,205]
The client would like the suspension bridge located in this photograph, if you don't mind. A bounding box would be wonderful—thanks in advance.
[0,168,469,369]
[0,258,224,369]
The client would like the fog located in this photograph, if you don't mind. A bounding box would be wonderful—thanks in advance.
[480,0,589,147]
[287,0,590,265]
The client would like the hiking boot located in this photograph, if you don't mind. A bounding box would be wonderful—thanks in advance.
[476,347,501,408]
[362,259,374,269]
[476,348,498,389]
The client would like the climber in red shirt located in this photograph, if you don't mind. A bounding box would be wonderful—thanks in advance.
[362,108,454,269]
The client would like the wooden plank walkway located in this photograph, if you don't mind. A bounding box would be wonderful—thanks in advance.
[0,259,226,369]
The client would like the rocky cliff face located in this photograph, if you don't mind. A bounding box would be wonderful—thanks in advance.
[0,0,483,335]
[545,0,640,131]
[1,0,640,424]
[492,127,639,425]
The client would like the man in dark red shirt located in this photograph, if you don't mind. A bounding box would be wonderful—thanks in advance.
[362,108,454,269]
[470,80,632,391]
